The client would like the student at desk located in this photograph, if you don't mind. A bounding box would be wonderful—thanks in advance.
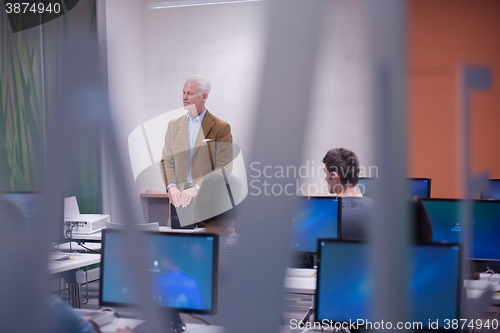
[322,148,374,240]
[322,148,433,242]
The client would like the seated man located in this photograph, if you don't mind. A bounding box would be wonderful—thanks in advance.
[322,148,433,242]
[323,148,374,240]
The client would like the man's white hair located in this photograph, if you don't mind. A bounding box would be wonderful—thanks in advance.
[185,75,211,95]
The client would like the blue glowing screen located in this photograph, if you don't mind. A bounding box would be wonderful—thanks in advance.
[316,241,460,327]
[422,200,500,260]
[291,197,339,253]
[357,178,430,198]
[100,231,217,313]
[482,180,500,200]
[473,201,500,261]
[408,179,431,198]
[422,200,462,243]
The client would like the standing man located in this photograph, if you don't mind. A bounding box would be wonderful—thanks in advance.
[160,75,233,227]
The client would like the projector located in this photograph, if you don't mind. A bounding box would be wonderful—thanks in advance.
[64,196,111,235]
[64,214,110,235]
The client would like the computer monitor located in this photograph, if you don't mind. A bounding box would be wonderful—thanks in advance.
[422,199,500,261]
[481,179,500,200]
[100,230,218,331]
[472,200,500,261]
[421,199,462,243]
[315,240,461,331]
[358,177,431,198]
[290,197,341,253]
[408,178,431,198]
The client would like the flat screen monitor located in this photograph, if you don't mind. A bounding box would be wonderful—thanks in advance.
[358,178,431,198]
[472,200,500,261]
[422,199,500,261]
[291,197,341,253]
[481,179,500,200]
[408,178,431,198]
[100,230,218,319]
[421,199,462,243]
[0,191,62,242]
[315,240,461,330]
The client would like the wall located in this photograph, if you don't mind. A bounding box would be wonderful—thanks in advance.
[142,0,373,196]
[409,0,500,198]
[104,0,374,199]
[104,0,147,221]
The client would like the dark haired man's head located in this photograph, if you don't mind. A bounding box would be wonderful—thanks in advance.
[322,148,361,196]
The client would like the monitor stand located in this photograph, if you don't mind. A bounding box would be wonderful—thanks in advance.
[133,310,186,333]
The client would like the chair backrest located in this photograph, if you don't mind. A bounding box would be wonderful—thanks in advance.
[104,221,160,232]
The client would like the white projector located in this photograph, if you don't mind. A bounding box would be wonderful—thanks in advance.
[64,196,110,235]
[64,214,110,234]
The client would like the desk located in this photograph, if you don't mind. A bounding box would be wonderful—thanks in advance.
[284,276,316,295]
[285,270,498,323]
[54,242,102,252]
[140,191,170,226]
[49,253,101,308]
[101,319,223,333]
[67,226,200,241]
[67,232,102,241]
[48,253,100,275]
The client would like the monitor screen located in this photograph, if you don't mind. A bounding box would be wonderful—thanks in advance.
[100,230,218,315]
[315,240,461,329]
[408,178,431,198]
[481,179,500,200]
[472,201,500,261]
[358,178,431,198]
[291,197,340,253]
[421,199,462,243]
[422,199,500,261]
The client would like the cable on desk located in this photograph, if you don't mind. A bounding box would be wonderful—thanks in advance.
[188,314,209,325]
[64,223,77,252]
[76,241,100,254]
